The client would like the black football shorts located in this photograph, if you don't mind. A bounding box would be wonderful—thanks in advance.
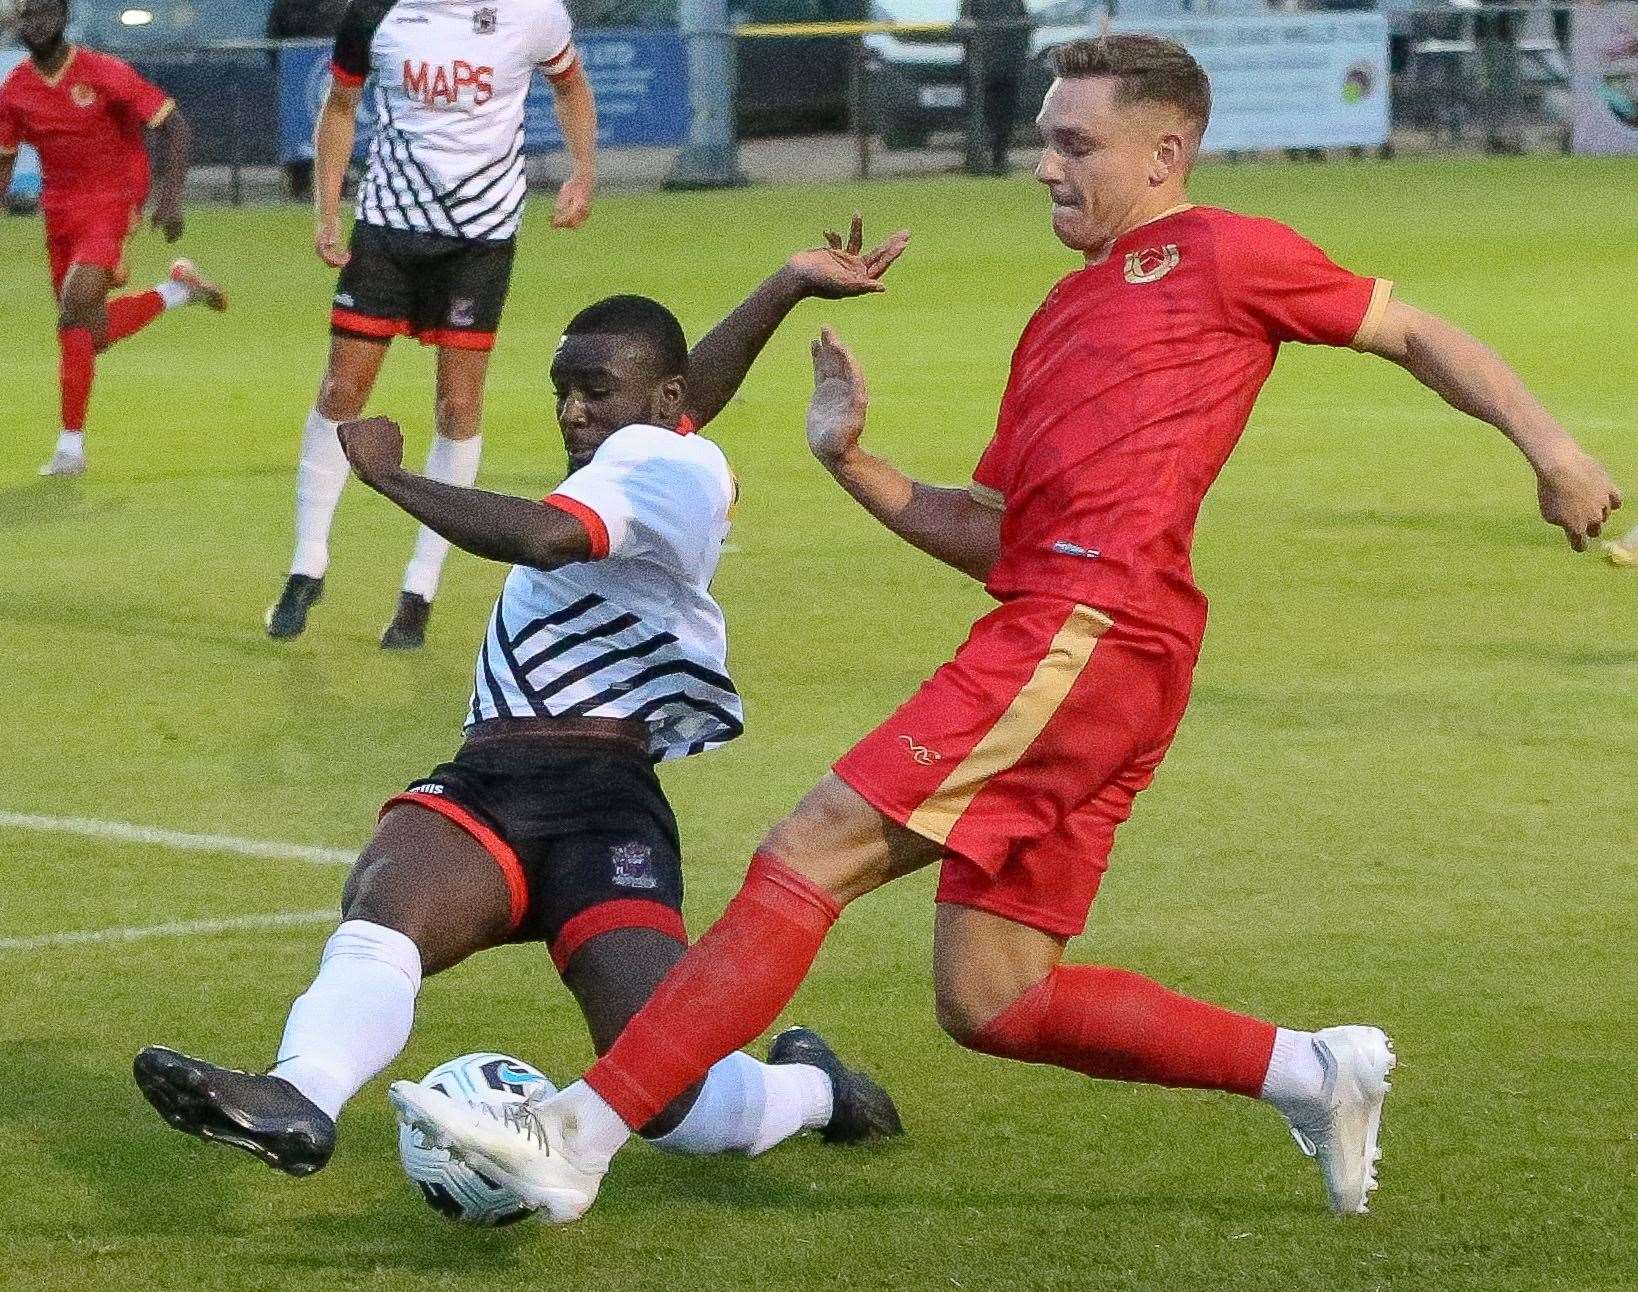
[381,737,686,971]
[331,221,516,352]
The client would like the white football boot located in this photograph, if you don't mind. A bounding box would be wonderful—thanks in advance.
[39,448,86,477]
[1280,1025,1396,1215]
[388,1079,607,1224]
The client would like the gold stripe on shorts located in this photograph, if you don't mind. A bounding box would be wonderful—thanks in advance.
[906,603,1114,845]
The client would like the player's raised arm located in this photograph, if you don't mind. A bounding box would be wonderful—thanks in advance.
[806,327,1000,581]
[313,79,361,268]
[544,59,596,229]
[682,214,911,430]
[1360,299,1622,551]
[338,417,595,570]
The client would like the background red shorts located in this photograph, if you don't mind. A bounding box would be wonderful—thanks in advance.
[832,596,1194,940]
[45,197,140,296]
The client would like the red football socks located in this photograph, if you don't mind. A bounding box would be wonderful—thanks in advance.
[586,852,841,1128]
[105,290,166,345]
[58,327,95,433]
[969,964,1277,1097]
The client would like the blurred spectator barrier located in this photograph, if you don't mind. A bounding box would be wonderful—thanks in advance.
[2,46,42,203]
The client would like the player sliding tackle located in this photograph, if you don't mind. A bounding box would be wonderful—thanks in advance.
[0,0,226,478]
[133,220,911,1180]
[400,36,1623,1222]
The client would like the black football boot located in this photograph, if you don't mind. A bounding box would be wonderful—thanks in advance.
[380,591,432,651]
[133,1045,336,1176]
[767,1026,905,1145]
[265,574,324,640]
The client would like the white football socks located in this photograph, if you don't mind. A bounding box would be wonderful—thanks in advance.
[551,1080,635,1166]
[402,433,482,599]
[646,1051,833,1158]
[291,408,348,579]
[55,429,85,458]
[155,278,191,310]
[1259,1027,1329,1121]
[272,920,423,1121]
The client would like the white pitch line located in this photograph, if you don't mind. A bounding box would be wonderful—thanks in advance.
[0,909,336,952]
[0,810,354,867]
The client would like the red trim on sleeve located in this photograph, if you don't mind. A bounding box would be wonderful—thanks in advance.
[381,791,528,931]
[549,899,686,973]
[543,45,579,83]
[331,307,411,339]
[330,60,365,89]
[544,493,610,559]
[416,327,496,352]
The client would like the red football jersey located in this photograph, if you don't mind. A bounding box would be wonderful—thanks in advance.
[972,205,1391,645]
[0,46,172,214]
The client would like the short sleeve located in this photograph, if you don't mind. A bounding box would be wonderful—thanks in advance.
[533,0,578,81]
[331,0,380,88]
[546,435,727,569]
[102,56,174,129]
[1218,217,1392,350]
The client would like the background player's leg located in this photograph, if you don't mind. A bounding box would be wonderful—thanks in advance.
[103,260,225,346]
[561,928,836,1155]
[45,263,113,475]
[269,335,389,638]
[385,344,490,649]
[559,774,941,1154]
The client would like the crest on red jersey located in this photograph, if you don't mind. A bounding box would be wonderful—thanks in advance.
[1123,244,1180,285]
[69,83,97,109]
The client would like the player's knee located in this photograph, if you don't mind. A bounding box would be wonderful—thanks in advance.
[933,982,1000,1049]
[339,853,428,943]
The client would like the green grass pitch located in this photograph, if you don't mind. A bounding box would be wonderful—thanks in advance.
[0,156,1633,1291]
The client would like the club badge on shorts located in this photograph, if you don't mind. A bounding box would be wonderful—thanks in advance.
[610,842,659,889]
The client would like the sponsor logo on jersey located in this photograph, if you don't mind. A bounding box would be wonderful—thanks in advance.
[474,6,498,34]
[402,59,495,107]
[449,296,476,328]
[1123,244,1180,285]
[610,841,659,889]
[393,12,430,21]
[898,734,941,766]
[70,83,96,108]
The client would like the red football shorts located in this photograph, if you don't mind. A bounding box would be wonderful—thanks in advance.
[833,596,1195,940]
[45,197,141,296]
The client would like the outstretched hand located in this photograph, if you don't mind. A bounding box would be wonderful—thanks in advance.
[1536,448,1622,551]
[807,326,869,466]
[337,416,405,484]
[785,213,911,300]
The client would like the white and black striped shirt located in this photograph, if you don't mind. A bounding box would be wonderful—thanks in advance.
[331,0,577,243]
[469,425,744,762]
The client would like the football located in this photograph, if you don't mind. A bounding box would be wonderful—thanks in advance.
[396,1052,557,1226]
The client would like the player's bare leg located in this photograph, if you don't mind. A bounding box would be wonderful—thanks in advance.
[44,259,226,477]
[268,335,390,639]
[382,345,491,650]
[134,804,513,1174]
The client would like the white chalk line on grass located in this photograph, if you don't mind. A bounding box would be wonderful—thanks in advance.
[0,810,354,866]
[0,809,352,953]
[0,910,336,952]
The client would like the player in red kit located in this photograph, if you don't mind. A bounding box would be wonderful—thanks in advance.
[0,0,225,477]
[390,37,1623,1222]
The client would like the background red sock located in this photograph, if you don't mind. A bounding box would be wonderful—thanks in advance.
[586,853,840,1128]
[58,327,95,432]
[969,964,1277,1097]
[105,290,165,346]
